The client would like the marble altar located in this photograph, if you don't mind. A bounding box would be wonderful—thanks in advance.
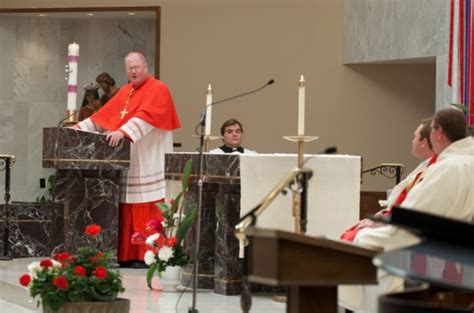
[165,152,361,295]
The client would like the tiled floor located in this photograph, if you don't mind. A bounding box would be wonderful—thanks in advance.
[0,258,286,313]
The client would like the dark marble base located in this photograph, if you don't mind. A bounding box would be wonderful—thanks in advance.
[54,169,120,254]
[167,153,281,296]
[0,202,63,258]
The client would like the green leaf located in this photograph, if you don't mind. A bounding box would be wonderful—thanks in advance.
[146,264,157,289]
[176,203,197,245]
[169,192,183,217]
[182,159,193,191]
[450,103,469,113]
[156,202,169,213]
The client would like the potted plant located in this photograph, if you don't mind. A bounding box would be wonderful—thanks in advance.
[18,224,128,313]
[131,159,197,290]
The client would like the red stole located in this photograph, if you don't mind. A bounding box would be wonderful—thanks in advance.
[340,155,438,242]
[90,75,180,131]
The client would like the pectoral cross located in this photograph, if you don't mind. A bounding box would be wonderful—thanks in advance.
[120,107,128,119]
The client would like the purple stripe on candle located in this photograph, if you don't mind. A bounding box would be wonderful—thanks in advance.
[67,55,79,62]
[68,85,77,92]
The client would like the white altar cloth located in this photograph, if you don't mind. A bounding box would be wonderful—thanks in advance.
[239,154,361,239]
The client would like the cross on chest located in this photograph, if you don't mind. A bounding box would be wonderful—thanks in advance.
[120,107,128,119]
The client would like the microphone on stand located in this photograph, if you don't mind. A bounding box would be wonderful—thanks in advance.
[189,79,275,313]
[199,79,275,126]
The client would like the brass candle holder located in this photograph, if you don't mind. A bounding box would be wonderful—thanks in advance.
[283,135,318,234]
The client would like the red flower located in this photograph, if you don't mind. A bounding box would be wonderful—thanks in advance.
[53,252,71,262]
[146,218,164,234]
[96,252,104,258]
[92,266,108,279]
[156,235,165,249]
[89,256,97,264]
[170,198,175,206]
[165,237,177,247]
[84,224,101,236]
[40,259,53,268]
[53,275,69,290]
[19,274,31,286]
[73,266,87,276]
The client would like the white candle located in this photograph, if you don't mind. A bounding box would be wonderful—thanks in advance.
[298,75,305,136]
[205,84,212,136]
[67,43,80,110]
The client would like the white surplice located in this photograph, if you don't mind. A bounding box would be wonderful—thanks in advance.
[77,117,173,203]
[340,136,474,313]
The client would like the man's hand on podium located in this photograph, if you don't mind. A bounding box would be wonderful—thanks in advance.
[106,130,124,147]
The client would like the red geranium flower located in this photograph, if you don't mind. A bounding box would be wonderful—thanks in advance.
[96,252,104,258]
[73,266,87,276]
[84,224,101,236]
[40,259,53,268]
[165,237,177,247]
[53,276,69,290]
[53,252,71,262]
[89,256,97,264]
[92,266,108,279]
[19,274,31,287]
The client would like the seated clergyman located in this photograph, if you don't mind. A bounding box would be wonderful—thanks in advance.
[209,118,257,154]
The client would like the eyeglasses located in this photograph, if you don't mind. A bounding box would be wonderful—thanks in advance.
[125,65,143,73]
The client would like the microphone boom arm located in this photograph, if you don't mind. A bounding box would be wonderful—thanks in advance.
[234,166,313,257]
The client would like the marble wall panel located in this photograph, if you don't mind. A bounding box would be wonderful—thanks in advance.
[0,61,14,101]
[0,100,14,143]
[0,17,16,60]
[344,0,447,63]
[13,59,30,102]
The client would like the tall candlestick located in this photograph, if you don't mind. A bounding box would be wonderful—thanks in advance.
[67,43,80,111]
[298,75,305,136]
[205,84,213,136]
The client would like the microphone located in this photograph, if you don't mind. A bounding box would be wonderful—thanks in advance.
[199,79,275,125]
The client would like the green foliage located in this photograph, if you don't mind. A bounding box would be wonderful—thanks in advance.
[21,230,124,311]
[145,158,197,289]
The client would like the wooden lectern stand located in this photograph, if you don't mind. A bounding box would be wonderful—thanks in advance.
[246,228,378,313]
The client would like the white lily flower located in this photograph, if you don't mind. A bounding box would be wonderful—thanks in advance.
[144,251,156,265]
[145,233,160,247]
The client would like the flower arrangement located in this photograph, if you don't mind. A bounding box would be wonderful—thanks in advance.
[131,159,197,288]
[18,224,125,311]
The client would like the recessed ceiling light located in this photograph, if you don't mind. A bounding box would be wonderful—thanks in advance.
[128,12,136,16]
[38,13,48,17]
[86,13,94,16]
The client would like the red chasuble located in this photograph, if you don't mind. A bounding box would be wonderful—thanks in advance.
[90,75,180,131]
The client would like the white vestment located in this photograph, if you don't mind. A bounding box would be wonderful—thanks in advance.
[340,136,474,313]
[77,117,173,203]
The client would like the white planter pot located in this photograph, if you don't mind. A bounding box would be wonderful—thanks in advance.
[160,266,181,292]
